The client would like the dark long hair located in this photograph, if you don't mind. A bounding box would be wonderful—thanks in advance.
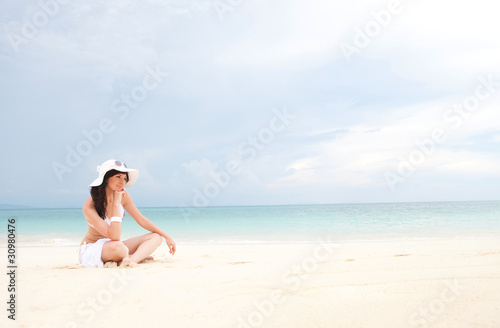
[90,169,129,219]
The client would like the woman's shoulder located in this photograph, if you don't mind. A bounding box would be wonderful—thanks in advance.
[82,197,95,211]
[122,189,133,203]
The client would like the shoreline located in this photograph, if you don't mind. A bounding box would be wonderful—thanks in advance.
[2,234,500,247]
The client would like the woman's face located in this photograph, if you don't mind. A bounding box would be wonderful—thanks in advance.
[107,173,128,191]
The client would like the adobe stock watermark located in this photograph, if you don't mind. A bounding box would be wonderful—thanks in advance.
[237,238,337,328]
[385,74,499,191]
[339,0,414,63]
[179,107,295,221]
[408,279,465,327]
[212,0,244,21]
[6,0,70,53]
[52,64,168,182]
[64,269,135,328]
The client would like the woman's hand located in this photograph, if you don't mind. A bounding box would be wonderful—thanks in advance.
[165,236,176,255]
[113,190,125,205]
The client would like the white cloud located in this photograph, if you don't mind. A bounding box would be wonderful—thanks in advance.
[432,151,500,177]
[267,93,500,190]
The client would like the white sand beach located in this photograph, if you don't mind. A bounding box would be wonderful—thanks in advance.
[1,238,500,328]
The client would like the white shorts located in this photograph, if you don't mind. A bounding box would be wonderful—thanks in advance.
[78,238,111,268]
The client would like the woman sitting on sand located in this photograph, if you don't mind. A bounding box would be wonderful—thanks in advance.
[79,159,176,268]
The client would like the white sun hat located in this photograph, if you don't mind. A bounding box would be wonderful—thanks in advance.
[89,159,139,188]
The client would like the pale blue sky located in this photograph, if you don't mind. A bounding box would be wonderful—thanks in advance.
[1,0,499,208]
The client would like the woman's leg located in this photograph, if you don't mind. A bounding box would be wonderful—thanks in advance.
[101,241,129,263]
[123,233,162,263]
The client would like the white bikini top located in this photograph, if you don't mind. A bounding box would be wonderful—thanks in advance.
[88,204,125,228]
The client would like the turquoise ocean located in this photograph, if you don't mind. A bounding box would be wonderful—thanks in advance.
[1,201,499,246]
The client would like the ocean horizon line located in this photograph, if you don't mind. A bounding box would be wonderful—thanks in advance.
[1,199,499,211]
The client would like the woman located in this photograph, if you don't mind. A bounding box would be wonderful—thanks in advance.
[79,159,176,268]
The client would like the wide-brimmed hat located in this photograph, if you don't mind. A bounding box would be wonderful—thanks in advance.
[89,159,139,188]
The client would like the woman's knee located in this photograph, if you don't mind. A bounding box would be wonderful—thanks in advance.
[149,233,162,247]
[107,241,129,259]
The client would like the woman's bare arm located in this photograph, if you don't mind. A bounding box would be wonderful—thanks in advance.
[82,197,122,241]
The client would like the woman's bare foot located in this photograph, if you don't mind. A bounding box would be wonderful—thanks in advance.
[104,261,118,268]
[119,257,137,268]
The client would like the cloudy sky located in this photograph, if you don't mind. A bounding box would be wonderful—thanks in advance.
[1,0,499,208]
